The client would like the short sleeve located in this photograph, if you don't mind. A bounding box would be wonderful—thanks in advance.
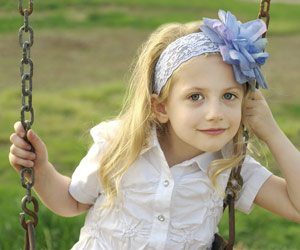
[69,141,105,204]
[234,155,273,214]
[69,120,120,204]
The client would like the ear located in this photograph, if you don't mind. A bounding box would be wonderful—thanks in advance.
[151,94,169,123]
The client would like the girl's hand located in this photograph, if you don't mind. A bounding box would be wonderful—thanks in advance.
[9,121,49,173]
[242,89,280,144]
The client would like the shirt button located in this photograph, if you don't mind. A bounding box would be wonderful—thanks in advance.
[157,215,165,222]
[163,180,169,187]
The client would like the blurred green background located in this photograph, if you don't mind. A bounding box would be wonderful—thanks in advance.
[0,0,299,249]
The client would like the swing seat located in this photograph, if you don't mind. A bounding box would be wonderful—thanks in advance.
[212,233,229,250]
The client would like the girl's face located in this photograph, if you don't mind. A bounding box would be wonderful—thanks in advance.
[155,54,245,159]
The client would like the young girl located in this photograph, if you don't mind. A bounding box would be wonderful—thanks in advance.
[9,10,300,249]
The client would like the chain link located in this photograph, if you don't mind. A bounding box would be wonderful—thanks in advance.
[224,129,248,205]
[219,3,272,248]
[18,1,38,249]
[258,0,271,38]
[19,0,33,16]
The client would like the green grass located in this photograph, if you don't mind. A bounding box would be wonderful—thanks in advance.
[1,83,299,249]
[0,0,300,35]
[0,83,125,249]
[0,0,300,249]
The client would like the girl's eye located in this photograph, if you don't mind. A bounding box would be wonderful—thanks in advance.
[223,93,237,100]
[188,93,237,102]
[189,94,203,101]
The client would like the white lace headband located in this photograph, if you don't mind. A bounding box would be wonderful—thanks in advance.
[153,32,220,94]
[153,10,269,95]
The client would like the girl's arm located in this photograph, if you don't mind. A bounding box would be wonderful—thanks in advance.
[243,90,300,223]
[264,126,300,213]
[33,161,92,217]
[9,122,91,217]
[254,127,300,223]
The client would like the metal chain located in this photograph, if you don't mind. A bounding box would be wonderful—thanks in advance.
[214,3,272,249]
[18,1,39,250]
[255,1,271,89]
[258,0,272,38]
[224,127,248,208]
[221,126,249,249]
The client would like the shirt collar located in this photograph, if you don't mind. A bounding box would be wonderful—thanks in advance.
[141,125,234,173]
[91,120,234,172]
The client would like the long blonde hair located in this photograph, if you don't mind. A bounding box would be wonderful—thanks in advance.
[98,21,252,209]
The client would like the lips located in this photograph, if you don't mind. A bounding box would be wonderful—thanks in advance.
[202,128,225,131]
[199,128,226,135]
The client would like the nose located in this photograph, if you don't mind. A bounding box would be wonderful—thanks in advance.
[205,99,224,121]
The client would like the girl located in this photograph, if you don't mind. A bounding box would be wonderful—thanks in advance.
[9,10,300,249]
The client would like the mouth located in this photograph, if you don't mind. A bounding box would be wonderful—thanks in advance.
[198,128,226,135]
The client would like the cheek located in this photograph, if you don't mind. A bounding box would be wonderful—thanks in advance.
[168,107,197,136]
[169,111,188,130]
[229,107,242,129]
[168,101,188,118]
[170,106,199,126]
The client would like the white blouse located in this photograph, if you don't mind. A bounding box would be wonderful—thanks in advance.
[69,120,273,250]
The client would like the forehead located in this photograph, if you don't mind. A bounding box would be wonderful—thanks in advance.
[171,53,243,92]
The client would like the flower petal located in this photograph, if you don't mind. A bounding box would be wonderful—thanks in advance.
[240,47,256,67]
[229,50,251,71]
[232,65,249,84]
[219,45,231,62]
[240,19,267,42]
[201,9,269,88]
[254,68,268,89]
[224,11,239,38]
[200,25,224,45]
[218,9,227,24]
[253,38,268,52]
[252,52,269,65]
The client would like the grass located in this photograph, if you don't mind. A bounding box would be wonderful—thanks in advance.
[0,0,300,249]
[0,0,300,35]
[0,83,125,249]
[1,82,299,249]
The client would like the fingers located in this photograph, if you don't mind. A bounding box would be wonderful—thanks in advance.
[247,89,265,101]
[10,121,35,170]
[244,90,264,111]
[9,142,35,169]
[14,121,26,137]
[9,152,35,169]
[10,144,36,161]
[10,121,48,173]
[10,133,32,151]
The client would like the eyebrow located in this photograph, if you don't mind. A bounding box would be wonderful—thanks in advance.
[182,86,243,92]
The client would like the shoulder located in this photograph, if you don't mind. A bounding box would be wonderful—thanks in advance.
[243,154,262,167]
[240,154,273,181]
[233,154,273,214]
[221,140,269,175]
[242,154,268,171]
[90,119,121,143]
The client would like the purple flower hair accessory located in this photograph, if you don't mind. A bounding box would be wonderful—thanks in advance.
[200,10,269,89]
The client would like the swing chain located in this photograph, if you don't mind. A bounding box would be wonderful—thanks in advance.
[19,0,33,16]
[258,0,271,38]
[18,1,38,250]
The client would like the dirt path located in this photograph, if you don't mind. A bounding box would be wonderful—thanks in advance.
[0,27,149,89]
[0,28,299,103]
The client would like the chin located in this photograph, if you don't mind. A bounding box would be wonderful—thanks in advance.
[199,143,226,153]
[202,147,221,153]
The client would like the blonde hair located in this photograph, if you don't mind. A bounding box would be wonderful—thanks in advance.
[98,21,252,209]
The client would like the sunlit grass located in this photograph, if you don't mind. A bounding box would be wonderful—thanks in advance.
[0,0,299,35]
[1,80,299,249]
[0,0,299,249]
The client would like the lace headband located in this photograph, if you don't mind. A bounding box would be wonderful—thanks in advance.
[153,10,269,94]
